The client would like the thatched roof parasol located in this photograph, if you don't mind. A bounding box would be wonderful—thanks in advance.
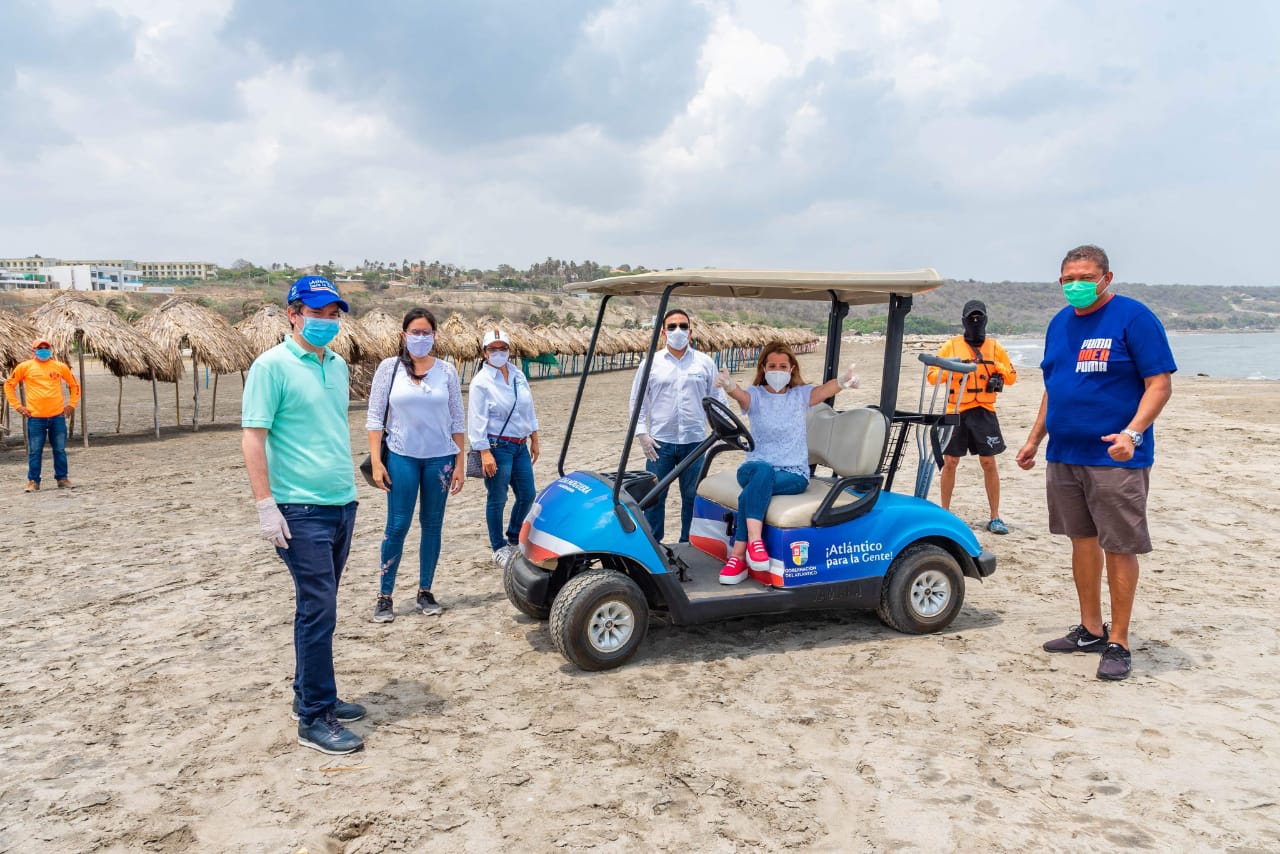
[134,297,255,432]
[134,297,254,375]
[502,321,551,357]
[234,304,290,357]
[436,313,482,361]
[0,309,40,374]
[30,292,177,443]
[357,308,403,362]
[326,313,379,364]
[32,293,175,382]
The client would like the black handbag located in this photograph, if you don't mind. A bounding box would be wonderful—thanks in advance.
[359,361,399,488]
[467,378,519,478]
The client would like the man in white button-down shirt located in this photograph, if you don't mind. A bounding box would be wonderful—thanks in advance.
[629,309,727,542]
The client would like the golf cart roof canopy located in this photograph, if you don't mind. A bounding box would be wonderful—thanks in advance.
[567,268,943,305]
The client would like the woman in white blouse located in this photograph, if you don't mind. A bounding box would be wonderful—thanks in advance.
[366,308,465,621]
[467,329,540,566]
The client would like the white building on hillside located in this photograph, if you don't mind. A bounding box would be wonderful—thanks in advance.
[42,264,145,291]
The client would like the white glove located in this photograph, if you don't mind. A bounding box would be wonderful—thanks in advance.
[714,369,738,391]
[256,498,292,549]
[839,363,860,390]
[637,433,660,462]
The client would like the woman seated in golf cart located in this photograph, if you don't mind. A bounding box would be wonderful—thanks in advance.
[713,341,860,585]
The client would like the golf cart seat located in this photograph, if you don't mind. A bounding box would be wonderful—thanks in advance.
[696,406,889,528]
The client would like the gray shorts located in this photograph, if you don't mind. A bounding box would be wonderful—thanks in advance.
[1046,462,1151,554]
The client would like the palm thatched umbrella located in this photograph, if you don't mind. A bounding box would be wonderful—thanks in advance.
[234,304,290,357]
[134,297,254,432]
[0,310,41,437]
[326,314,378,367]
[31,292,176,443]
[436,313,482,363]
[357,308,404,363]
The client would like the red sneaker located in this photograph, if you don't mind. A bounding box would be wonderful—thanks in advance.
[719,556,748,585]
[746,540,770,572]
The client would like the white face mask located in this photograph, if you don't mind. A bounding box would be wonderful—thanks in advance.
[665,328,690,350]
[764,370,791,391]
[487,350,510,368]
[405,334,434,358]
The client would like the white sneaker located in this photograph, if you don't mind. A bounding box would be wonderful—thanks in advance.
[493,545,513,568]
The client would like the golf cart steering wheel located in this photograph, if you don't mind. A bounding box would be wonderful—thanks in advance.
[703,396,754,452]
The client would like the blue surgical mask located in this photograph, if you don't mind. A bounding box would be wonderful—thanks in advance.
[487,350,510,369]
[35,348,52,361]
[301,317,340,347]
[405,334,434,358]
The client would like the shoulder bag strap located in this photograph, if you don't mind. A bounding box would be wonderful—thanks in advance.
[383,360,398,429]
[494,373,518,438]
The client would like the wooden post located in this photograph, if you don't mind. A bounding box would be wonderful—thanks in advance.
[191,352,200,432]
[151,376,159,439]
[174,380,180,427]
[211,373,219,422]
[78,336,88,448]
[116,375,123,433]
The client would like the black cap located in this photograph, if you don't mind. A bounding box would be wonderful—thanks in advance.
[962,300,987,318]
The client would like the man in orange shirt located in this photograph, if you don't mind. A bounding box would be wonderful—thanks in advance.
[928,301,1017,534]
[4,338,81,492]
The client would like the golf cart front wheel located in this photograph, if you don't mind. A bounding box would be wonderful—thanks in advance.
[877,544,964,634]
[550,570,649,671]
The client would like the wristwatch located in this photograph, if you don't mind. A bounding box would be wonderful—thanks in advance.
[1121,429,1143,447]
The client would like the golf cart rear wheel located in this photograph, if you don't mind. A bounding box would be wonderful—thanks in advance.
[503,555,550,621]
[550,570,649,671]
[877,544,964,634]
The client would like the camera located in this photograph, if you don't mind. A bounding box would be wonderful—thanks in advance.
[985,373,1005,394]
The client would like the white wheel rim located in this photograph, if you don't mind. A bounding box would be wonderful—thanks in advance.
[587,600,635,653]
[910,569,951,617]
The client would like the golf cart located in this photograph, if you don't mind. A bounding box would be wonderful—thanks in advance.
[505,269,995,670]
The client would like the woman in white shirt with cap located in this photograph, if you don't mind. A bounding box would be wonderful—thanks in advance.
[467,328,540,566]
[366,308,466,621]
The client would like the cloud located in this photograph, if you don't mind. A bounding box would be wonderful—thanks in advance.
[1,0,1277,285]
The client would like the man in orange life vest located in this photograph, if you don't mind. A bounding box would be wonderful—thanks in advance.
[928,300,1017,534]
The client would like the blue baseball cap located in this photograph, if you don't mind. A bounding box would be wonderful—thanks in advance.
[287,276,349,312]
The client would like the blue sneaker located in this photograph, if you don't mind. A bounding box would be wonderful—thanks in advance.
[297,711,364,755]
[987,518,1009,535]
[291,696,367,723]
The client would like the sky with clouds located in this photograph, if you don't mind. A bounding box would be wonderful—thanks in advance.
[3,0,1277,285]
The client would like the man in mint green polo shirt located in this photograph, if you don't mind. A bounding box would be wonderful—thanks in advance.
[241,275,365,756]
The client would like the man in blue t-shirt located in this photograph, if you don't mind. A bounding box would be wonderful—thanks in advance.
[1016,245,1175,681]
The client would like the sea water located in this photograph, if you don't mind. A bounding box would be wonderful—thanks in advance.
[1002,331,1278,381]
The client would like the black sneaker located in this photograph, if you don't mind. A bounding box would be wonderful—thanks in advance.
[1042,623,1109,654]
[1096,643,1133,681]
[372,594,395,623]
[291,696,367,723]
[297,711,364,755]
[415,590,443,616]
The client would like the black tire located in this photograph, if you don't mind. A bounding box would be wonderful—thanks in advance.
[549,570,649,671]
[876,543,965,634]
[503,553,550,620]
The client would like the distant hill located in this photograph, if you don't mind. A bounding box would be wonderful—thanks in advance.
[4,274,1274,337]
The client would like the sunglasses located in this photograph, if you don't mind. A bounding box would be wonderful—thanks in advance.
[665,322,690,331]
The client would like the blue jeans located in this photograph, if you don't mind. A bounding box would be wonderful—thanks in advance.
[26,415,68,483]
[380,451,453,595]
[484,438,536,551]
[643,440,704,542]
[734,461,808,542]
[275,501,358,722]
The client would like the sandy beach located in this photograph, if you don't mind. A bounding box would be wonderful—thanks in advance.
[2,339,1278,852]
